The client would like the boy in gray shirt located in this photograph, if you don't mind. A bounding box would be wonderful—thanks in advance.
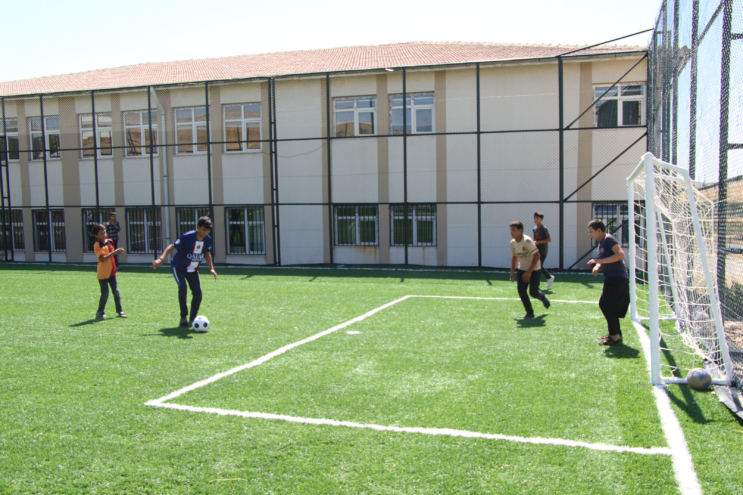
[533,212,555,288]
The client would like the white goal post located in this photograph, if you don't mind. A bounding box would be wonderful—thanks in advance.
[628,153,734,386]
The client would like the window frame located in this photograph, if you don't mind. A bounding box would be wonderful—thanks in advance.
[223,103,261,152]
[390,204,437,247]
[592,203,630,247]
[225,206,266,255]
[389,93,435,135]
[81,208,108,253]
[32,209,66,252]
[79,112,113,159]
[334,205,379,246]
[175,106,209,155]
[0,118,20,161]
[123,110,158,157]
[29,116,61,161]
[176,207,212,239]
[333,96,377,137]
[1,209,24,252]
[126,207,162,254]
[593,83,645,128]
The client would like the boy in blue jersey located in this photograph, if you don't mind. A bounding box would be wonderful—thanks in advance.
[152,216,217,329]
[587,219,630,346]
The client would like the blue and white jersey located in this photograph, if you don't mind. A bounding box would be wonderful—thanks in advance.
[171,230,212,272]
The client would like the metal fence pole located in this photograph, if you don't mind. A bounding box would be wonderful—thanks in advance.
[403,68,408,265]
[717,0,733,294]
[326,73,334,263]
[91,91,100,222]
[0,97,11,261]
[476,63,482,268]
[39,96,52,262]
[558,56,565,270]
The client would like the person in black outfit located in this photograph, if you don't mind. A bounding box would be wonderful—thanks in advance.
[107,211,121,267]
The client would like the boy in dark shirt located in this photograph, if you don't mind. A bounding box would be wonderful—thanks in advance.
[587,219,629,345]
[532,212,555,288]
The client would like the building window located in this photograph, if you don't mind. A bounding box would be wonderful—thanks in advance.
[594,84,644,128]
[0,118,20,160]
[30,116,61,160]
[592,203,630,247]
[80,113,113,158]
[124,110,158,156]
[224,104,261,152]
[0,209,24,252]
[226,206,265,254]
[390,93,434,135]
[126,208,161,254]
[335,205,378,246]
[81,208,109,253]
[391,205,436,246]
[33,209,65,252]
[334,97,376,137]
[176,207,211,238]
[175,107,208,154]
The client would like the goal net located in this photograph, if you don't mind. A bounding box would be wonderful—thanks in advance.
[628,153,734,386]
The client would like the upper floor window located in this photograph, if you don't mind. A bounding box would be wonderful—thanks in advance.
[80,113,113,158]
[124,110,158,157]
[594,84,645,128]
[175,107,208,154]
[224,104,261,152]
[30,116,61,160]
[390,93,434,135]
[0,118,19,160]
[334,97,376,137]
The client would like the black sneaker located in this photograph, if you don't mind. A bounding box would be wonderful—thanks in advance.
[542,295,551,309]
[179,317,189,327]
[96,311,106,319]
[523,313,535,319]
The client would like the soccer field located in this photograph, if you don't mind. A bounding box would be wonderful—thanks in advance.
[1,264,741,494]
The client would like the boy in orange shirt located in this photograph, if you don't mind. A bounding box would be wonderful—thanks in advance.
[93,224,126,319]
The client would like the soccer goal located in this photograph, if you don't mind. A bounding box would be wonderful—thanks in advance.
[628,152,734,386]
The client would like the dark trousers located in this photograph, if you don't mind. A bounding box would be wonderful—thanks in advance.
[599,277,630,337]
[538,250,552,279]
[516,269,546,314]
[172,266,202,321]
[98,276,122,314]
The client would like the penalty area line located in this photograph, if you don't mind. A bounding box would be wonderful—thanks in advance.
[146,401,671,456]
[146,295,412,405]
[411,295,595,304]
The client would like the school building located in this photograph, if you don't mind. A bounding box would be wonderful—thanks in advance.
[0,41,647,269]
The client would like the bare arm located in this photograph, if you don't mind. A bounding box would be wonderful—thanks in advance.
[510,256,518,282]
[152,244,176,269]
[205,252,217,281]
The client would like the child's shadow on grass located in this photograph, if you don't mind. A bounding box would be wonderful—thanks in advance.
[70,319,104,327]
[603,345,640,359]
[143,327,194,339]
[515,315,547,327]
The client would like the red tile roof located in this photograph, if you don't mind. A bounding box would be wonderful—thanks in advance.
[0,41,645,97]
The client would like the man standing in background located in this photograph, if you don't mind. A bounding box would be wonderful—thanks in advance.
[107,211,121,268]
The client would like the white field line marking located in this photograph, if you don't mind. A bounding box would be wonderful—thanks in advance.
[148,401,672,456]
[145,295,669,457]
[412,295,595,304]
[146,295,411,405]
[633,320,701,495]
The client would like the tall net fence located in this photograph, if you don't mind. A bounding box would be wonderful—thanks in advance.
[648,0,743,386]
[0,48,648,271]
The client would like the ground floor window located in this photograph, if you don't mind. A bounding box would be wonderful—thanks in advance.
[335,205,378,246]
[81,208,112,253]
[126,208,161,254]
[1,209,24,252]
[33,209,65,252]
[176,207,212,238]
[390,205,436,246]
[592,203,629,247]
[226,206,265,254]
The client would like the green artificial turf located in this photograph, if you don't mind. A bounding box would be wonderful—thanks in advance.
[0,263,741,494]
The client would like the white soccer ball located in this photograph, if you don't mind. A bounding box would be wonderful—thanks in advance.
[192,315,210,333]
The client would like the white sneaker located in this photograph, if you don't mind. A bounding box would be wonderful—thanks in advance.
[546,276,555,289]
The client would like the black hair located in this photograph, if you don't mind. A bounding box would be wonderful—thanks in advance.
[92,224,106,235]
[587,219,606,232]
[509,221,524,230]
[197,216,213,229]
[534,211,544,218]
